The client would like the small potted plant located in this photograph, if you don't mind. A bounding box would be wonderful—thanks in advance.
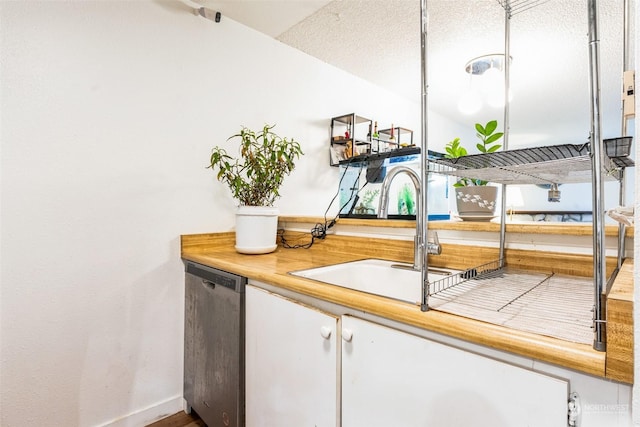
[208,124,303,254]
[444,120,503,220]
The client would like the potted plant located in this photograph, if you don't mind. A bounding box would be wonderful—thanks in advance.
[208,124,303,254]
[444,120,503,220]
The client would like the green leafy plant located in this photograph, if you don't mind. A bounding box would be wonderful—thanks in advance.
[475,120,504,153]
[444,137,467,158]
[444,120,503,187]
[208,124,303,207]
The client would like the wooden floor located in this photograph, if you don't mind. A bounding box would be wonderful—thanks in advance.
[146,411,205,427]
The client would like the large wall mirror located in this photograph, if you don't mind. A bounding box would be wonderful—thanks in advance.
[427,0,634,221]
[279,0,635,221]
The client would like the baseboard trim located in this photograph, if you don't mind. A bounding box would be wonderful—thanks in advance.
[99,396,183,427]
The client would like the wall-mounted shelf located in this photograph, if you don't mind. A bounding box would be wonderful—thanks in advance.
[330,113,415,167]
[330,113,372,166]
[429,142,634,186]
[373,126,414,154]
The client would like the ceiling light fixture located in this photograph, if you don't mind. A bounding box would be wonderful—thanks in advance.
[458,53,512,114]
[464,54,507,76]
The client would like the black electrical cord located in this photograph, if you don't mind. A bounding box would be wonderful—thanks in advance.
[280,158,358,249]
[280,157,388,249]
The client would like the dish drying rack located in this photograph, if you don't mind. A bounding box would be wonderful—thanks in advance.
[428,141,633,185]
[429,260,504,295]
[427,140,636,293]
[428,259,597,345]
[418,0,634,352]
[423,142,634,348]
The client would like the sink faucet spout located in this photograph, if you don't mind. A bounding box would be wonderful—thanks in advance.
[377,166,440,270]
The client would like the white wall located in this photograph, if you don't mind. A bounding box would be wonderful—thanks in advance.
[0,1,419,426]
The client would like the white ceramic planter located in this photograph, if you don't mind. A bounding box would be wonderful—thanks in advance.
[235,206,279,254]
[454,186,498,221]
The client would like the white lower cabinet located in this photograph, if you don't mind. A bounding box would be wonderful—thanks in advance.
[245,285,340,427]
[246,285,574,427]
[341,315,568,427]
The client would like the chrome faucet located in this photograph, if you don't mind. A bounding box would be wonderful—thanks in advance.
[377,166,441,271]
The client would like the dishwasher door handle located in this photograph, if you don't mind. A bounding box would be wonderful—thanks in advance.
[185,261,247,293]
[201,279,217,290]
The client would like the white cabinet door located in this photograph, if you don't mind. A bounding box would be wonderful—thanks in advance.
[246,285,339,427]
[341,315,568,427]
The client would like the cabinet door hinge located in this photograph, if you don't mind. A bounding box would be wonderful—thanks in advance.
[568,392,581,426]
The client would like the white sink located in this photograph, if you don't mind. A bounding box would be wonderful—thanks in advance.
[289,259,457,304]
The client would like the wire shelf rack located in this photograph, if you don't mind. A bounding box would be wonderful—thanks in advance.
[429,259,504,295]
[428,143,634,186]
[428,262,595,344]
[497,0,552,17]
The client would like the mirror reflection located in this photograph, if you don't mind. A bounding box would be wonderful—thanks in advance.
[427,0,634,221]
[279,0,635,221]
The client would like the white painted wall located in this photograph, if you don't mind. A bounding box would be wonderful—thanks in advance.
[0,1,419,426]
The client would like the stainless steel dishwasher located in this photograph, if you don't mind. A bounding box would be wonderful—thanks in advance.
[183,261,246,427]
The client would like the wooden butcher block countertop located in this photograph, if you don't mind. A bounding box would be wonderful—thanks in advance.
[181,220,633,383]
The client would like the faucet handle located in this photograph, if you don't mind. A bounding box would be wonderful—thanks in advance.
[427,231,442,255]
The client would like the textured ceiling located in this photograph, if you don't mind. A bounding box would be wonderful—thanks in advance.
[200,0,633,148]
[278,0,422,102]
[195,0,332,37]
[278,0,422,101]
